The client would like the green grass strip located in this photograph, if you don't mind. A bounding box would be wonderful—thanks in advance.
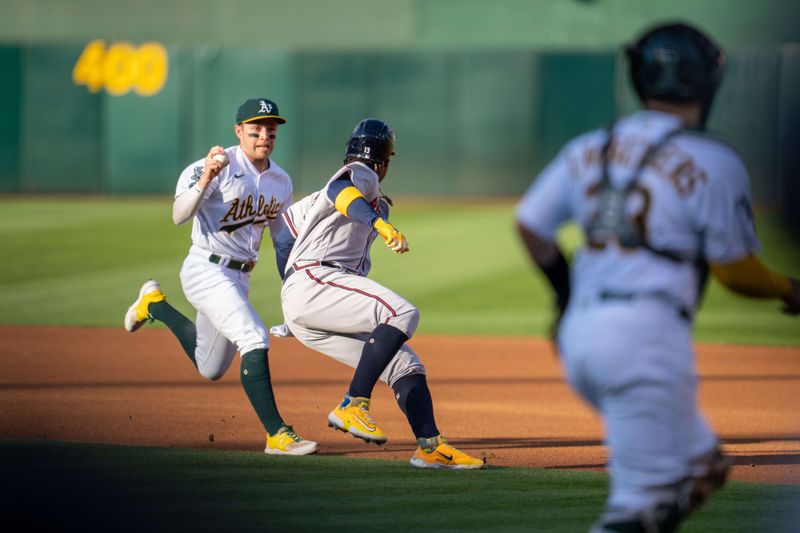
[1,440,797,532]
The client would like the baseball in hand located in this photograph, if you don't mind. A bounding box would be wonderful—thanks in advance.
[213,153,229,165]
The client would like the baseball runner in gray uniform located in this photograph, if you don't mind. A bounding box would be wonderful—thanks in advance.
[123,98,318,456]
[271,118,485,469]
[516,23,800,532]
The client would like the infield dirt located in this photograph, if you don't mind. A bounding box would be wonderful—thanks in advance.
[1,326,797,483]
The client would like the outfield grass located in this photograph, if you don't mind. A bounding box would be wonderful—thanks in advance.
[1,197,798,345]
[0,439,797,533]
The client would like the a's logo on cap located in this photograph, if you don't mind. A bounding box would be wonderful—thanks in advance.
[259,100,272,113]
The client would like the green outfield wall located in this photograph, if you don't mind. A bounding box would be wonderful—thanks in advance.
[1,0,798,198]
[3,1,798,50]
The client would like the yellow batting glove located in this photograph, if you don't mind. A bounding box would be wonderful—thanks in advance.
[373,218,410,254]
[388,231,409,254]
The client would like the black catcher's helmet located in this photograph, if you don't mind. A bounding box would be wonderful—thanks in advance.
[627,22,725,123]
[344,118,395,169]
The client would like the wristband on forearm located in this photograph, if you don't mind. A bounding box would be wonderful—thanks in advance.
[373,218,395,240]
[541,249,571,311]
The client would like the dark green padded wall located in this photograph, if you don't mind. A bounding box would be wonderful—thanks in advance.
[19,46,103,193]
[105,47,189,194]
[710,47,781,201]
[290,51,620,196]
[4,44,797,201]
[777,45,800,237]
[535,53,616,175]
[0,46,20,192]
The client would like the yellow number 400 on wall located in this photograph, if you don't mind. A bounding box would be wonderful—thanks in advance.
[72,40,169,97]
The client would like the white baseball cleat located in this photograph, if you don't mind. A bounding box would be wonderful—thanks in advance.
[124,280,165,332]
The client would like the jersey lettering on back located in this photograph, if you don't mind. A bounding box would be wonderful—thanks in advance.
[584,127,695,263]
[516,110,760,311]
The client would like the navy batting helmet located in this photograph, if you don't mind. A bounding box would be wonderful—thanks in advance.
[344,118,395,168]
[627,23,725,105]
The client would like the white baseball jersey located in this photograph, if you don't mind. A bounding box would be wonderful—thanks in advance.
[176,145,293,262]
[517,110,760,312]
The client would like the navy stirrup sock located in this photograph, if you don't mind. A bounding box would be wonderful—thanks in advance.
[348,324,408,399]
[392,373,439,439]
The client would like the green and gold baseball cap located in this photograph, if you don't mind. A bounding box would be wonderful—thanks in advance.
[235,98,287,124]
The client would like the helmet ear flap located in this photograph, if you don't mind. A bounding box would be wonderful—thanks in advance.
[625,43,645,101]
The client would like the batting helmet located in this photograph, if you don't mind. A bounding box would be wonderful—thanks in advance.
[344,118,395,169]
[627,22,725,117]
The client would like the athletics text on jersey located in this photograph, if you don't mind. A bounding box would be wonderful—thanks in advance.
[176,145,293,261]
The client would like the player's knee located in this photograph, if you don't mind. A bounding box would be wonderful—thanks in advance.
[393,306,420,337]
[198,366,226,381]
[237,340,269,358]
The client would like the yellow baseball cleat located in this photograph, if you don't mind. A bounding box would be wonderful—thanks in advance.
[327,395,388,445]
[265,426,319,456]
[410,435,486,470]
[124,280,166,332]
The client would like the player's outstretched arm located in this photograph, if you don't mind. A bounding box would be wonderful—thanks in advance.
[710,255,800,315]
[328,175,409,254]
[173,146,229,225]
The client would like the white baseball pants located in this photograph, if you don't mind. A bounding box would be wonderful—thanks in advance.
[180,245,269,380]
[558,295,718,512]
[281,264,425,387]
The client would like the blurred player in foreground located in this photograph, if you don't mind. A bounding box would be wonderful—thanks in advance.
[516,22,800,532]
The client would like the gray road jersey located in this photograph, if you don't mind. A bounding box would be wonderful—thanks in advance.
[175,145,293,261]
[284,162,389,276]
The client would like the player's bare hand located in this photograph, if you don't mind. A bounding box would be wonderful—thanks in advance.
[781,277,800,316]
[201,146,228,185]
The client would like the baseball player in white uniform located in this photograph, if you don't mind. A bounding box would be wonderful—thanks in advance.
[271,118,484,469]
[516,24,800,532]
[123,98,318,456]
